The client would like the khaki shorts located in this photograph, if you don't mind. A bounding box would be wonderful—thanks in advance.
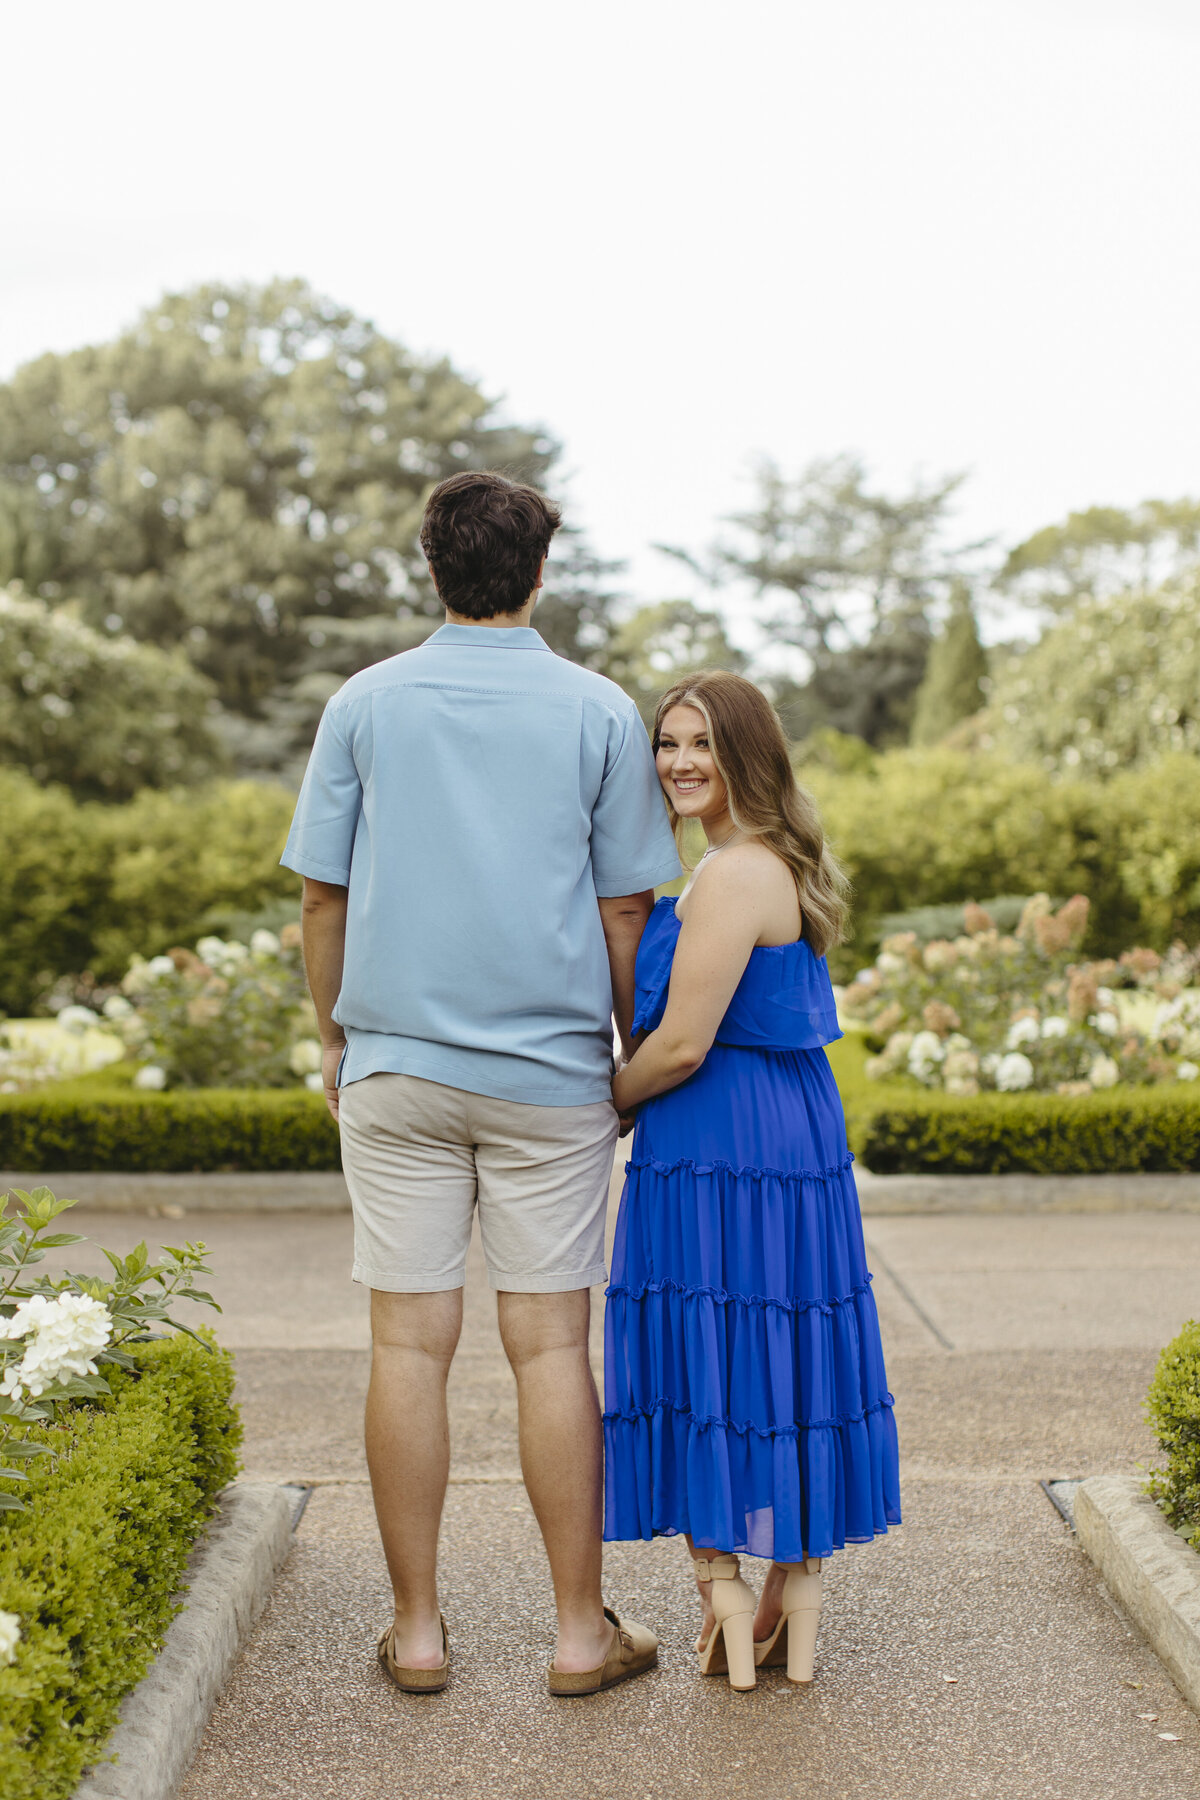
[338,1072,620,1293]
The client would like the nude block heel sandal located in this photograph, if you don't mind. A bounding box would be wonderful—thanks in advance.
[693,1555,758,1692]
[754,1558,822,1683]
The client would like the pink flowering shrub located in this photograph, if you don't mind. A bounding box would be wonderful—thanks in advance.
[841,894,1200,1095]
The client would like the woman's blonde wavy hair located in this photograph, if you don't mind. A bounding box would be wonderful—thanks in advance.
[653,669,850,959]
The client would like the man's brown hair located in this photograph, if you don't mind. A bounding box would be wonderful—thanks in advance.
[420,471,562,619]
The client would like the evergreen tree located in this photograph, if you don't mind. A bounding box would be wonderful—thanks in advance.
[910,587,988,745]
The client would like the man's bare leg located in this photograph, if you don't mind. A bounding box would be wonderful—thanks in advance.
[366,1288,463,1667]
[497,1288,614,1674]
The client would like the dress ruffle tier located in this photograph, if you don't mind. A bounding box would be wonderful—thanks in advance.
[603,901,901,1563]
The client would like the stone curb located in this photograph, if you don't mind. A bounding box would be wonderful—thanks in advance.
[73,1482,298,1800]
[1074,1474,1200,1714]
[5,1167,1199,1215]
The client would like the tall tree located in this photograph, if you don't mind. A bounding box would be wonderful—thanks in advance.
[670,455,982,746]
[602,600,747,728]
[998,498,1200,613]
[0,279,615,724]
[909,584,988,745]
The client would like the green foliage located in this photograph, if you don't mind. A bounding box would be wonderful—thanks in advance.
[0,1185,222,1508]
[0,1083,339,1172]
[998,497,1200,613]
[679,453,979,746]
[981,581,1200,775]
[0,1331,240,1799]
[602,600,747,727]
[1145,1319,1200,1551]
[831,1031,1200,1172]
[801,747,1200,971]
[0,768,298,1015]
[117,932,315,1090]
[0,586,222,800]
[909,586,988,745]
[0,278,560,721]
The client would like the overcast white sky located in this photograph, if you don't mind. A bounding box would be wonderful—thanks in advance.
[4,0,1198,650]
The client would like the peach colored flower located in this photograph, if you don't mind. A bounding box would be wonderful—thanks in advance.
[962,901,994,937]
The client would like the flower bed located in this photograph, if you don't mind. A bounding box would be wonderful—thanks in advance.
[0,1073,339,1173]
[17,928,323,1096]
[842,894,1200,1096]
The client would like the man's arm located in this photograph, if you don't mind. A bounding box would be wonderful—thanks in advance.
[301,876,349,1120]
[598,890,655,1063]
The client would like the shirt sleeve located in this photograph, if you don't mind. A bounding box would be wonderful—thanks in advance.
[589,706,682,897]
[279,699,362,885]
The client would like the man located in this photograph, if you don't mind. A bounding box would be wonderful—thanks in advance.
[281,471,680,1696]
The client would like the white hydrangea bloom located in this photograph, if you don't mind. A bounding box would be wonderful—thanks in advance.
[102,994,134,1021]
[1090,1011,1119,1036]
[0,1611,20,1666]
[995,1052,1035,1091]
[288,1038,323,1076]
[305,1071,325,1091]
[907,1030,946,1081]
[0,1293,111,1399]
[250,929,281,956]
[1088,1054,1120,1089]
[1005,1016,1040,1049]
[876,952,906,975]
[146,955,177,980]
[133,1064,168,1090]
[1041,1016,1069,1038]
[56,1005,100,1035]
[1177,1061,1199,1082]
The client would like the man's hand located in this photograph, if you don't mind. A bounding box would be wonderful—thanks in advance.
[321,1041,343,1122]
[301,877,349,1124]
[616,1107,637,1138]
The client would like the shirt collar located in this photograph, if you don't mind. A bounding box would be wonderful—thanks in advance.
[427,623,551,651]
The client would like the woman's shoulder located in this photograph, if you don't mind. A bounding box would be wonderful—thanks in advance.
[680,840,800,938]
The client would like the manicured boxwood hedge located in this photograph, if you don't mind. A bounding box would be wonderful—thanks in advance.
[825,1036,1200,1174]
[0,1077,340,1173]
[4,1050,1198,1175]
[0,1332,241,1799]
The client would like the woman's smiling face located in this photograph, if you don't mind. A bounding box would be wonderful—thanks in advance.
[655,704,730,827]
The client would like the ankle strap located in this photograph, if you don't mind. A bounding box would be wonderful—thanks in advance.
[692,1555,740,1581]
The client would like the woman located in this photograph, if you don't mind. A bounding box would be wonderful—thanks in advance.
[604,671,900,1692]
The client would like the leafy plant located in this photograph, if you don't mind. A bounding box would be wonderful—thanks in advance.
[841,893,1200,1095]
[1146,1318,1200,1551]
[109,929,319,1090]
[0,1185,219,1512]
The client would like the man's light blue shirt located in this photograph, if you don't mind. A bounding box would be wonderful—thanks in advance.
[281,623,681,1105]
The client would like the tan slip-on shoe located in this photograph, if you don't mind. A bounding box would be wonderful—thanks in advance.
[377,1615,450,1693]
[547,1606,658,1697]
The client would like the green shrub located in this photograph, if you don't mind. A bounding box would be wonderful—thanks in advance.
[0,1332,241,1799]
[800,746,1200,972]
[1146,1320,1200,1552]
[0,769,300,1015]
[826,1032,1200,1172]
[0,1081,339,1172]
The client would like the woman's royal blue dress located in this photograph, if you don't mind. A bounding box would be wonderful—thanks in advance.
[603,897,901,1562]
